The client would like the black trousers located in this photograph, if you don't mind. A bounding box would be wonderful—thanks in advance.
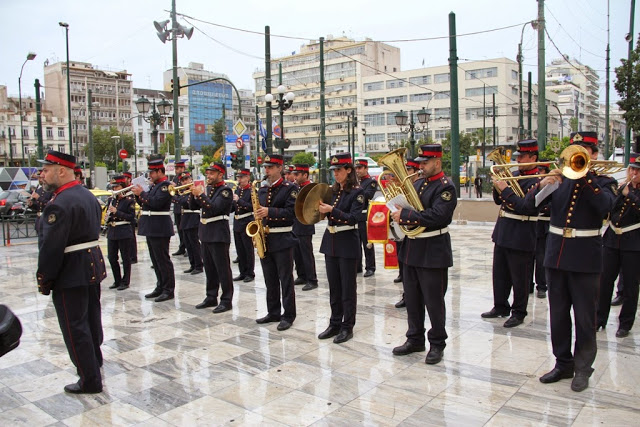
[260,247,296,322]
[174,212,185,252]
[107,238,132,286]
[404,265,448,349]
[598,247,639,330]
[325,255,357,331]
[357,221,375,271]
[129,224,138,262]
[183,227,203,270]
[147,236,175,294]
[52,285,103,390]
[547,268,598,376]
[534,234,548,291]
[397,239,405,280]
[202,241,234,305]
[294,234,318,284]
[492,245,533,319]
[234,230,255,278]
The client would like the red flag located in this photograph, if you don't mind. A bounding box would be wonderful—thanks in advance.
[195,124,205,134]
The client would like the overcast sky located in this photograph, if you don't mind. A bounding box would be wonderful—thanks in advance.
[1,0,636,102]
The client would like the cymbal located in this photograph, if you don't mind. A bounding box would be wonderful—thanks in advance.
[295,183,331,225]
[295,183,317,224]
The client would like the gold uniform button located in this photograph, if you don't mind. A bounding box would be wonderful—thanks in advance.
[568,213,572,217]
[571,201,575,206]
[566,219,571,224]
[588,179,592,184]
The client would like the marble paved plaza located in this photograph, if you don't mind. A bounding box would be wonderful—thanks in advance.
[0,223,638,426]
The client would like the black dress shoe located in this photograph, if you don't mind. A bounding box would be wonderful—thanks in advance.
[536,290,547,299]
[539,367,574,384]
[363,269,375,278]
[212,304,231,314]
[64,382,102,394]
[277,320,292,331]
[611,295,623,306]
[333,329,353,344]
[190,269,203,275]
[154,293,174,302]
[392,341,426,356]
[294,277,306,286]
[571,373,589,392]
[243,276,254,283]
[117,284,129,291]
[425,347,444,365]
[145,290,162,299]
[172,250,186,256]
[395,297,406,308]
[109,282,119,289]
[302,283,318,291]
[616,328,630,338]
[481,308,510,318]
[503,316,524,328]
[393,275,403,283]
[183,267,194,274]
[318,326,340,340]
[196,299,218,309]
[233,275,246,281]
[256,314,281,324]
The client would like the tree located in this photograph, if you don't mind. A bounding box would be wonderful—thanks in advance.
[614,35,640,132]
[539,136,570,162]
[291,152,317,166]
[91,127,135,172]
[569,117,579,132]
[439,131,476,175]
[201,144,216,157]
[211,117,226,153]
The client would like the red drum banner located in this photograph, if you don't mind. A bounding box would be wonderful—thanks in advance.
[367,201,389,244]
[383,240,398,269]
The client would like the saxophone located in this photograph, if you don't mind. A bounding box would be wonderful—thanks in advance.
[245,181,267,259]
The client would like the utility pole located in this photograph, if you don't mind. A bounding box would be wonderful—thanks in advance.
[347,115,351,157]
[88,89,95,187]
[35,79,43,159]
[537,0,547,150]
[351,110,356,159]
[264,26,273,155]
[624,0,636,166]
[482,84,486,167]
[528,72,533,138]
[492,93,497,148]
[605,0,611,160]
[449,12,461,196]
[319,37,327,183]
[170,0,180,164]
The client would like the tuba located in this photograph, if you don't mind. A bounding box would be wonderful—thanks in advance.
[245,181,267,259]
[377,148,425,237]
[487,148,525,198]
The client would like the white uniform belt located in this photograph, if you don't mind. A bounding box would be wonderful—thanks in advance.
[549,225,601,238]
[499,210,538,222]
[235,212,254,220]
[610,222,640,235]
[537,216,550,221]
[268,226,293,233]
[181,209,200,214]
[110,221,131,227]
[326,224,358,234]
[201,215,229,224]
[361,209,368,214]
[64,240,100,253]
[140,210,171,216]
[407,227,450,239]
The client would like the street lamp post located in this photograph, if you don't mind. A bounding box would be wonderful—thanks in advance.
[135,96,172,153]
[518,20,538,140]
[395,108,430,158]
[111,135,121,173]
[59,22,73,155]
[18,52,36,167]
[264,69,295,156]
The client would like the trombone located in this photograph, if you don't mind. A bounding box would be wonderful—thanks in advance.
[168,183,194,196]
[111,185,135,197]
[490,145,626,182]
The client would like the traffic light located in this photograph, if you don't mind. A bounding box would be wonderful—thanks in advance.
[170,77,180,92]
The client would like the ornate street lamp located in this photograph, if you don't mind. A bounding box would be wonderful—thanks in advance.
[395,108,430,157]
[135,95,172,153]
[18,52,36,166]
[265,84,295,155]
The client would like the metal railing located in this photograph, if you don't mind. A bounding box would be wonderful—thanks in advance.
[1,213,38,245]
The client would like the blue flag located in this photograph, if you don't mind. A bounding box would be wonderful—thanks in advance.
[258,117,267,151]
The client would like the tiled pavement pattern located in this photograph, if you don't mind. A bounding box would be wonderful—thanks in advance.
[0,223,638,426]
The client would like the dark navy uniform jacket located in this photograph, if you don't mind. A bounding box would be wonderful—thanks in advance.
[319,184,364,259]
[36,181,106,292]
[171,175,182,216]
[28,186,53,213]
[603,184,640,251]
[176,194,200,230]
[190,182,233,243]
[293,181,315,237]
[536,202,551,237]
[531,172,617,273]
[356,175,378,222]
[491,169,540,252]
[106,195,135,240]
[397,172,456,269]
[231,183,254,233]
[137,177,174,238]
[258,178,297,252]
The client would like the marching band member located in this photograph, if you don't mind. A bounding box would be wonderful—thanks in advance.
[232,168,255,283]
[355,158,378,277]
[190,163,234,312]
[390,144,456,365]
[123,171,138,264]
[176,172,203,275]
[534,132,617,392]
[171,161,187,256]
[596,155,640,337]
[481,139,540,328]
[292,164,318,291]
[254,154,298,331]
[317,153,364,344]
[533,162,551,298]
[131,157,176,302]
[105,175,135,291]
[28,169,52,238]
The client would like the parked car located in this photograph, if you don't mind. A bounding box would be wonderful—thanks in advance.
[355,156,383,179]
[0,190,31,217]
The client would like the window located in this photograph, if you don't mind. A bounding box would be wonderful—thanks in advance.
[465,107,497,120]
[58,128,65,138]
[364,97,384,106]
[465,67,498,80]
[58,145,65,153]
[409,75,431,85]
[22,128,29,138]
[138,132,143,143]
[434,73,450,83]
[512,70,518,80]
[512,87,518,95]
[387,132,406,141]
[46,127,54,139]
[410,93,432,102]
[386,95,407,104]
[434,91,450,100]
[364,113,385,127]
[434,108,450,119]
[179,117,184,128]
[435,129,449,140]
[386,79,405,89]
[364,81,383,91]
[138,116,143,126]
[365,133,385,143]
[465,86,497,97]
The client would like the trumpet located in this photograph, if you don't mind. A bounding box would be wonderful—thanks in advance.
[169,182,194,196]
[111,185,135,197]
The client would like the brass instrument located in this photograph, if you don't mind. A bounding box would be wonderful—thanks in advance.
[376,147,426,237]
[245,181,267,259]
[168,183,194,196]
[111,185,135,197]
[487,148,525,198]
